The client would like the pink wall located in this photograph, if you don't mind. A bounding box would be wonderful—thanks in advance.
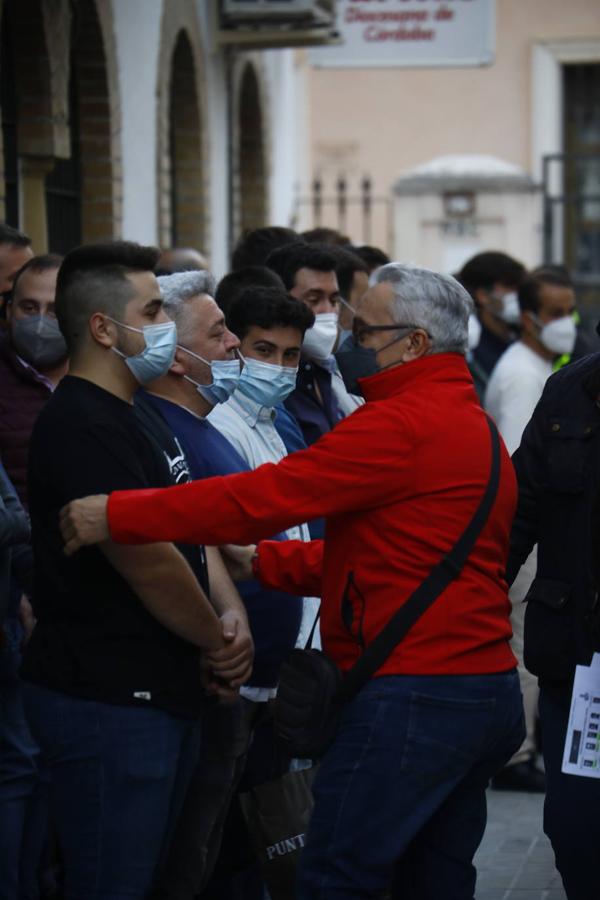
[308,0,599,228]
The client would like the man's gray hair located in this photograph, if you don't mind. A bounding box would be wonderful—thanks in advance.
[157,270,217,341]
[371,263,473,355]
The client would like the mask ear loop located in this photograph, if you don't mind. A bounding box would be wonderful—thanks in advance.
[374,331,412,372]
[375,328,431,372]
[102,315,131,362]
[338,297,356,317]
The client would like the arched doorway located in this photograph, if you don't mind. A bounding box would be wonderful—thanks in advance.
[45,46,82,254]
[238,64,267,235]
[1,0,55,249]
[67,0,117,244]
[167,30,205,250]
[0,0,119,250]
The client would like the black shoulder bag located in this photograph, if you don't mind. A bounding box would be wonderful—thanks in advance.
[274,416,501,759]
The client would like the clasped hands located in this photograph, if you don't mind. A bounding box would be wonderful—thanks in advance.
[202,609,254,704]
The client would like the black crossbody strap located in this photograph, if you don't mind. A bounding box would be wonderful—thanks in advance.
[339,416,502,701]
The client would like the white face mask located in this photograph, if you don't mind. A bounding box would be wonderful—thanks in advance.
[467,314,482,351]
[302,312,339,363]
[496,292,521,326]
[530,313,577,356]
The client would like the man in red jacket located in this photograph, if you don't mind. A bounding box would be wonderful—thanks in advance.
[60,263,524,900]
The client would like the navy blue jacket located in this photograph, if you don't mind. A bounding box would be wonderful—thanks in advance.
[507,352,600,703]
[284,356,343,447]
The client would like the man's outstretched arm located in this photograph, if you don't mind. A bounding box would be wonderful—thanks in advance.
[59,405,414,553]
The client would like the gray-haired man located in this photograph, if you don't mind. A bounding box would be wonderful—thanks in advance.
[130,270,256,897]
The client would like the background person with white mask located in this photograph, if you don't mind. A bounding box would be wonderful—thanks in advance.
[485,267,577,455]
[266,242,360,446]
[456,251,527,400]
[485,265,577,793]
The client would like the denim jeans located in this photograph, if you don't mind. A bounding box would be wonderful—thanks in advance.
[22,682,201,900]
[297,670,525,900]
[0,619,48,900]
[539,688,600,900]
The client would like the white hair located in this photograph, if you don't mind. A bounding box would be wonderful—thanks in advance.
[371,263,473,355]
[157,270,217,341]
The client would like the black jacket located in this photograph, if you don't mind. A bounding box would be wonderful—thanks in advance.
[507,351,600,703]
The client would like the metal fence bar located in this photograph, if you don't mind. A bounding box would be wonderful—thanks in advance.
[361,175,372,245]
[336,176,347,233]
[297,174,393,251]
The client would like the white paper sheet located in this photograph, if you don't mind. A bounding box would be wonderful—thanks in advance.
[562,653,600,778]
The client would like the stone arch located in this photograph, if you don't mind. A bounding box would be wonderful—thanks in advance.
[0,0,121,247]
[0,0,68,244]
[156,0,209,255]
[69,0,122,242]
[168,31,205,248]
[231,54,271,243]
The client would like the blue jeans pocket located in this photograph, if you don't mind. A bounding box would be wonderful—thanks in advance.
[400,691,496,780]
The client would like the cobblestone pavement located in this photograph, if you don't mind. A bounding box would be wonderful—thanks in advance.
[474,788,567,900]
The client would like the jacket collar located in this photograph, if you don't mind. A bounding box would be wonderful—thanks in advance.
[359,353,472,402]
[0,329,52,389]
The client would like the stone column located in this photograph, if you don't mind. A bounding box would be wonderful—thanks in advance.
[20,155,55,252]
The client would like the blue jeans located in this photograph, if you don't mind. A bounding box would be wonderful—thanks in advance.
[0,619,48,900]
[539,688,600,900]
[22,683,201,900]
[297,670,525,900]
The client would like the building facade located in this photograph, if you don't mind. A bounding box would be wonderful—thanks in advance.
[0,0,315,276]
[304,0,600,311]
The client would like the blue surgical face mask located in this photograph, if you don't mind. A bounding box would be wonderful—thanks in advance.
[178,345,241,405]
[108,317,177,385]
[237,356,298,408]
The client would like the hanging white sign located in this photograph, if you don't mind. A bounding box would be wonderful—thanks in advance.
[311,0,495,68]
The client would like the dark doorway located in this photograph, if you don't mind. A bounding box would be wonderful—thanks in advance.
[46,56,82,254]
[238,65,266,235]
[1,6,19,226]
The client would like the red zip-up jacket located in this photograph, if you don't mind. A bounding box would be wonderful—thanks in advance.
[108,354,517,676]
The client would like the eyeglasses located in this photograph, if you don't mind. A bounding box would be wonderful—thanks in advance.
[351,317,427,346]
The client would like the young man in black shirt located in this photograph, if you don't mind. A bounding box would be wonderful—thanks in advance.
[21,242,252,899]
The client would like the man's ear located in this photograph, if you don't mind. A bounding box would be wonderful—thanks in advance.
[402,329,430,362]
[473,287,489,311]
[89,312,115,349]
[520,310,535,337]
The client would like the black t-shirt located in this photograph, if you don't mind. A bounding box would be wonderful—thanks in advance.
[22,375,205,719]
[133,390,209,595]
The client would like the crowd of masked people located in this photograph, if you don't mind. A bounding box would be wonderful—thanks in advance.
[0,218,598,900]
